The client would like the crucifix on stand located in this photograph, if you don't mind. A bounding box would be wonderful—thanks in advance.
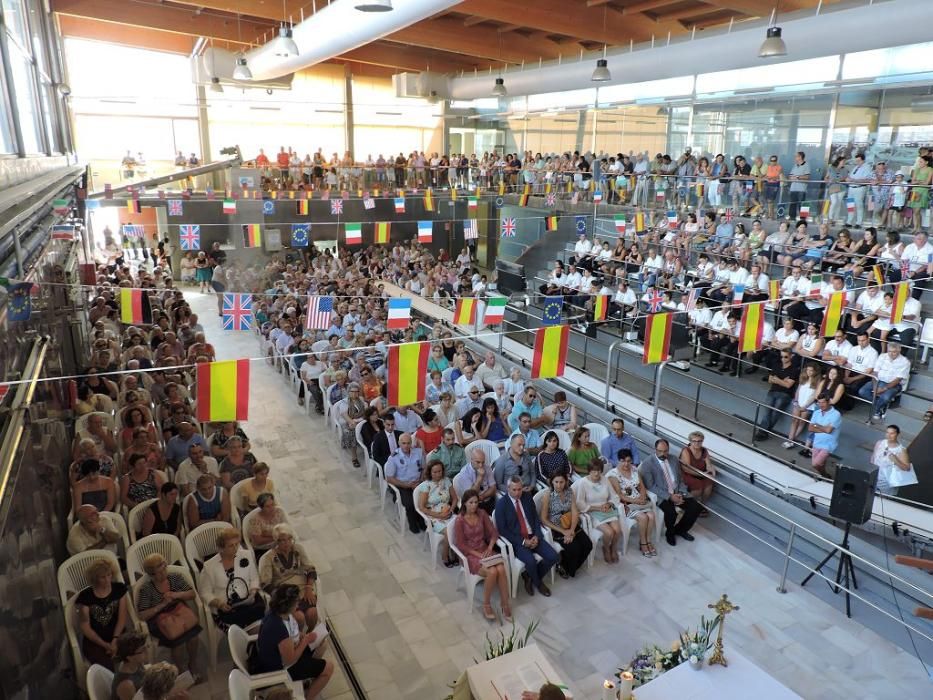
[707,594,740,667]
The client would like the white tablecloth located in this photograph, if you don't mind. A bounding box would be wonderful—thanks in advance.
[634,650,802,700]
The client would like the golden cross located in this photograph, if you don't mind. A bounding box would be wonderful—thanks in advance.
[707,594,740,667]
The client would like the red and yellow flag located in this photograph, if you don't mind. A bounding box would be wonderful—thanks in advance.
[545,215,558,231]
[643,312,672,364]
[424,188,434,212]
[452,298,477,325]
[375,222,391,244]
[769,279,781,303]
[244,224,262,247]
[739,303,765,353]
[387,342,429,406]
[196,359,250,422]
[871,265,885,286]
[820,291,846,336]
[532,326,569,379]
[891,282,910,324]
[119,288,150,325]
[593,294,609,322]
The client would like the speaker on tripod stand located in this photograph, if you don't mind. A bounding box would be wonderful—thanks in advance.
[801,465,877,618]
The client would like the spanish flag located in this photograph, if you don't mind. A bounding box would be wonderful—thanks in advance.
[498,181,506,196]
[196,359,250,422]
[519,193,529,207]
[244,224,262,248]
[820,291,846,336]
[424,188,434,212]
[297,199,309,215]
[375,222,391,244]
[769,279,781,303]
[545,215,559,231]
[593,294,609,322]
[531,325,569,379]
[643,312,672,364]
[119,288,151,325]
[871,264,885,286]
[891,282,910,324]
[452,298,477,325]
[127,199,141,214]
[739,303,764,353]
[387,342,429,406]
[634,211,646,233]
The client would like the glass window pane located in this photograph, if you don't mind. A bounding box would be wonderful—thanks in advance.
[9,46,42,153]
[0,97,15,153]
[597,76,694,106]
[27,0,49,76]
[2,0,29,48]
[39,81,59,152]
[695,56,839,97]
[843,42,933,81]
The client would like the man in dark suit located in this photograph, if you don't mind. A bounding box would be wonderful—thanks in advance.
[640,438,701,546]
[494,476,558,596]
[371,412,402,466]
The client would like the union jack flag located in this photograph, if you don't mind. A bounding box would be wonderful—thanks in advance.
[900,257,911,278]
[546,192,556,207]
[330,199,343,215]
[646,288,664,313]
[501,217,516,237]
[306,295,334,330]
[179,224,200,250]
[168,199,183,216]
[222,293,252,331]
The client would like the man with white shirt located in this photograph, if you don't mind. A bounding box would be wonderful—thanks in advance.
[810,274,847,329]
[560,264,582,297]
[475,351,507,390]
[705,311,740,374]
[859,342,911,419]
[846,282,883,337]
[782,267,812,329]
[572,233,592,269]
[822,329,853,366]
[898,231,933,298]
[846,153,873,226]
[743,264,770,303]
[539,261,565,295]
[456,387,484,418]
[175,444,220,497]
[611,279,637,318]
[392,405,423,434]
[884,294,921,354]
[299,354,325,414]
[454,363,484,399]
[843,331,879,397]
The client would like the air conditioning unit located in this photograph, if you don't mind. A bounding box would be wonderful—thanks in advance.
[393,72,425,98]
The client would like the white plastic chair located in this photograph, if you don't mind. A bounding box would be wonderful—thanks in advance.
[414,496,448,570]
[86,664,114,700]
[446,515,485,611]
[182,489,240,532]
[582,422,610,447]
[126,533,187,583]
[355,421,371,480]
[57,549,124,607]
[65,598,89,691]
[497,534,552,599]
[184,521,230,574]
[919,318,933,363]
[228,624,317,695]
[469,439,501,470]
[383,476,407,538]
[228,479,250,516]
[554,430,571,451]
[126,498,157,544]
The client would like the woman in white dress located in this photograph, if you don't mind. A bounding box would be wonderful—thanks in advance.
[871,425,914,496]
[785,362,823,449]
[574,459,621,563]
[606,449,656,557]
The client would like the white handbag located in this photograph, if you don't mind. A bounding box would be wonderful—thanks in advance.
[887,463,918,488]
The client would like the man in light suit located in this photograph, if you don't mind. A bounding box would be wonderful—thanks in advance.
[494,476,558,596]
[640,438,701,546]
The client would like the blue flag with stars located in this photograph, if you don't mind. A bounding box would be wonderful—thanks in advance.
[291,223,310,247]
[262,199,275,215]
[7,282,32,322]
[575,216,587,234]
[542,296,563,326]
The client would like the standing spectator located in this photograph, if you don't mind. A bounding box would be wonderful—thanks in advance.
[800,395,842,476]
[787,151,810,219]
[754,350,797,440]
[871,425,915,496]
[846,153,873,227]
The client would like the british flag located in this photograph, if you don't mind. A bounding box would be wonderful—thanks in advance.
[646,288,664,313]
[501,217,516,237]
[330,199,343,215]
[222,293,252,331]
[306,295,334,330]
[179,224,200,250]
[900,257,911,279]
[168,199,183,216]
[546,192,556,207]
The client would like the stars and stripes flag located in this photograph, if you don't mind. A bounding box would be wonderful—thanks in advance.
[168,199,183,216]
[684,287,700,312]
[122,224,145,238]
[501,217,516,237]
[330,199,343,215]
[306,295,334,330]
[179,224,200,250]
[464,219,478,240]
[222,293,252,331]
[363,196,375,210]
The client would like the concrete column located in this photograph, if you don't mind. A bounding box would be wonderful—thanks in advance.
[195,85,213,190]
[344,65,355,156]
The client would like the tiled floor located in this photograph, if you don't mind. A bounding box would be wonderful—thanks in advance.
[185,290,931,699]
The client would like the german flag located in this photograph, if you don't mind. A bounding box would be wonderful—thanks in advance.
[820,291,846,336]
[769,279,781,303]
[196,359,250,422]
[375,222,391,244]
[531,326,569,379]
[424,188,434,212]
[634,211,646,233]
[593,294,609,322]
[519,193,529,207]
[739,303,764,353]
[126,199,141,214]
[452,298,477,325]
[243,224,262,248]
[643,312,672,364]
[297,199,309,215]
[387,342,429,406]
[891,282,910,324]
[119,288,151,325]
[545,215,558,231]
[871,264,885,286]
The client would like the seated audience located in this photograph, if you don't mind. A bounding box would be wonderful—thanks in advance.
[493,434,536,492]
[640,439,701,546]
[120,453,165,508]
[198,527,265,631]
[607,449,657,557]
[535,430,571,482]
[414,408,444,454]
[494,476,558,597]
[67,504,121,555]
[246,493,288,555]
[186,474,232,528]
[384,433,426,534]
[140,482,182,539]
[453,447,498,514]
[71,458,116,513]
[259,523,318,630]
[858,341,911,420]
[476,398,510,444]
[545,391,578,432]
[573,459,622,563]
[416,459,458,567]
[165,421,206,469]
[175,443,219,497]
[678,431,716,513]
[110,632,149,700]
[537,473,592,577]
[600,418,641,468]
[371,412,402,466]
[76,557,129,669]
[453,489,512,621]
[427,428,466,478]
[209,421,250,460]
[567,426,601,477]
[218,436,258,488]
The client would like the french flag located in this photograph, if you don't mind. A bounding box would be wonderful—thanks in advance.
[386,298,412,329]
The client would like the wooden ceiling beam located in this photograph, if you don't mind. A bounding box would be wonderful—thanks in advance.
[153,0,307,22]
[339,42,479,73]
[701,0,810,17]
[620,0,683,15]
[462,15,488,27]
[52,0,273,45]
[56,13,197,53]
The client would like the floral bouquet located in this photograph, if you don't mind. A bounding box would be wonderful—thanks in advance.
[620,644,680,687]
[676,615,719,666]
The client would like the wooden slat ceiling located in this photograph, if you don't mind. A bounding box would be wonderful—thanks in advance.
[52,0,836,75]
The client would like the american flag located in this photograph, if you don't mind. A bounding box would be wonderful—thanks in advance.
[363,196,375,210]
[168,199,183,216]
[222,293,252,331]
[546,192,556,207]
[646,288,664,313]
[122,224,145,238]
[306,295,334,330]
[464,219,478,240]
[179,224,200,250]
[501,217,516,237]
[330,199,343,215]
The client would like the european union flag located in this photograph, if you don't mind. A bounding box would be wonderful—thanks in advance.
[7,282,32,322]
[575,216,587,234]
[542,296,563,326]
[291,223,310,247]
[262,199,275,215]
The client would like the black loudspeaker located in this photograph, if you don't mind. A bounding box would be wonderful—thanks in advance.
[829,465,878,525]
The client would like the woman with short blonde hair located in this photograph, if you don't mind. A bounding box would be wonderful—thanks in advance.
[76,557,128,669]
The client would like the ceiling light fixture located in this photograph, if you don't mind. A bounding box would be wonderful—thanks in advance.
[355,0,393,11]
[758,8,787,58]
[592,58,611,82]
[492,77,506,97]
[270,0,299,58]
[210,77,224,93]
[233,55,252,80]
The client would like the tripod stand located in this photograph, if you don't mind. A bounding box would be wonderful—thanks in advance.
[801,521,858,618]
